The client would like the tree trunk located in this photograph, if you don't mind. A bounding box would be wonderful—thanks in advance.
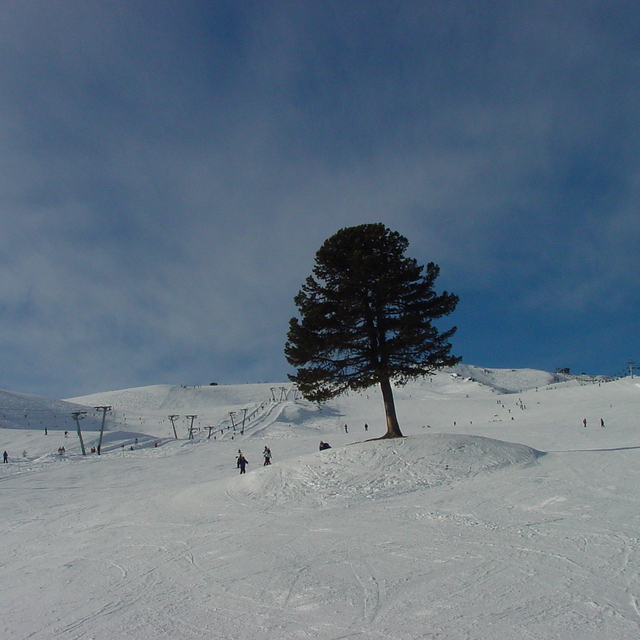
[379,377,404,438]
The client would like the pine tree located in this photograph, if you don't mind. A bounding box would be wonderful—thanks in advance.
[285,223,460,438]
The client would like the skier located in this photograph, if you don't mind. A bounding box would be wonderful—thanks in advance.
[319,441,331,451]
[3,450,8,463]
[263,446,272,466]
[583,418,587,428]
[601,418,605,428]
[237,454,248,474]
[236,449,243,468]
[344,424,348,433]
[364,423,368,432]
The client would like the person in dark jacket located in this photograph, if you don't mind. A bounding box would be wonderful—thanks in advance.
[237,454,248,474]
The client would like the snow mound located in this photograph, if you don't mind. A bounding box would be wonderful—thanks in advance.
[225,434,541,508]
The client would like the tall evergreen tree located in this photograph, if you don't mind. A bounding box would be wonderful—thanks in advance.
[285,223,460,438]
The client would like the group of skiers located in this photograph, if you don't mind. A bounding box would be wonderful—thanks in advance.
[236,423,369,473]
[2,450,27,462]
[583,418,606,428]
[235,439,339,473]
[343,423,368,432]
[235,446,273,474]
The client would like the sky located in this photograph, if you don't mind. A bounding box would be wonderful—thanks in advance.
[1,0,639,398]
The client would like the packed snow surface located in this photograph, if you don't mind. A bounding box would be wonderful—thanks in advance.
[1,365,640,639]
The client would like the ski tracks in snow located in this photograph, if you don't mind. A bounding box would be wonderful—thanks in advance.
[346,540,385,625]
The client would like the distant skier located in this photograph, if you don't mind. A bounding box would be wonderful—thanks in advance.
[237,454,248,474]
[364,423,368,432]
[319,441,331,451]
[583,418,587,428]
[3,450,8,463]
[601,418,605,428]
[236,450,243,468]
[263,446,272,466]
[344,424,348,433]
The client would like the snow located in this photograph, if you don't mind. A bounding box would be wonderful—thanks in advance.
[2,366,640,639]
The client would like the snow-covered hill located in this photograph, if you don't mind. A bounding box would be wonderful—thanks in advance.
[1,366,639,639]
[224,434,541,508]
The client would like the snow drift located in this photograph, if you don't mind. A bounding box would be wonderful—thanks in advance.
[224,434,541,508]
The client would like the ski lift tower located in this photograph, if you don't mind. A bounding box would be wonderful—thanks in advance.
[168,415,180,439]
[186,415,198,439]
[71,411,88,456]
[94,406,112,455]
[241,408,248,434]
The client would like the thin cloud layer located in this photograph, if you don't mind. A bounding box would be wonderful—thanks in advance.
[0,1,638,397]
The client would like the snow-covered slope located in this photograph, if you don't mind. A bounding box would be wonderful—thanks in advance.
[1,367,639,639]
[449,363,560,392]
[0,388,104,431]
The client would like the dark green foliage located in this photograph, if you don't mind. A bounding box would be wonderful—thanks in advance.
[285,223,460,438]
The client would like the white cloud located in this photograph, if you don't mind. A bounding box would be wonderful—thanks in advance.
[0,1,638,395]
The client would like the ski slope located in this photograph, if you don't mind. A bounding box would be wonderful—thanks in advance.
[1,365,640,639]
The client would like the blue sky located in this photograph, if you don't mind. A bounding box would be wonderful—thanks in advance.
[1,1,638,398]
